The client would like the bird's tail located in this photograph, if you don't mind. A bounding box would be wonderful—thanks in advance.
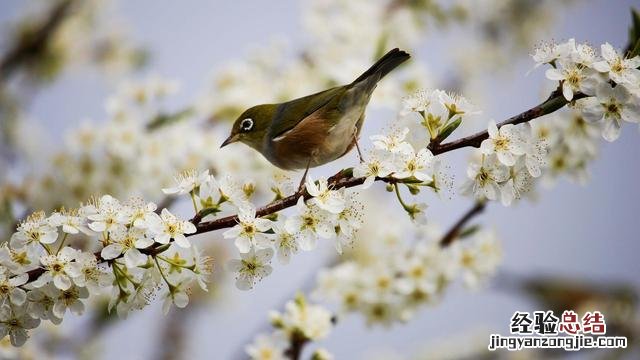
[352,48,410,85]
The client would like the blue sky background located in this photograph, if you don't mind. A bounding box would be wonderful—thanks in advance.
[1,1,639,358]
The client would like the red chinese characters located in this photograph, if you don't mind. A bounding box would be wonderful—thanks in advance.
[558,310,581,335]
[582,311,606,335]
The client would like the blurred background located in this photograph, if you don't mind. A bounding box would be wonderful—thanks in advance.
[0,0,639,359]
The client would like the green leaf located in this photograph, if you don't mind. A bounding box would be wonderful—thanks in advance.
[626,8,640,57]
[339,167,354,178]
[437,118,462,142]
[198,207,221,219]
[146,107,194,131]
[458,224,481,239]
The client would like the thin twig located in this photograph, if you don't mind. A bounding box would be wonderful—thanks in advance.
[237,201,487,360]
[0,0,76,81]
[428,88,586,154]
[439,201,486,247]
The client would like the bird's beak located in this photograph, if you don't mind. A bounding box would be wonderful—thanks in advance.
[220,134,239,148]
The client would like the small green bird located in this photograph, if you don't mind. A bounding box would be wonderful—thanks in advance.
[221,48,410,187]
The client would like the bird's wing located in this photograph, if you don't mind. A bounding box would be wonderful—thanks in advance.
[268,85,347,139]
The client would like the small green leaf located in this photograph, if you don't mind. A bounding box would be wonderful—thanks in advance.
[146,107,194,131]
[198,207,221,219]
[340,167,354,178]
[263,213,278,222]
[626,8,640,57]
[458,224,481,239]
[437,118,462,142]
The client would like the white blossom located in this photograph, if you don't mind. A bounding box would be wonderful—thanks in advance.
[218,174,250,208]
[437,90,480,119]
[100,227,151,268]
[370,128,413,155]
[246,334,287,360]
[10,212,58,248]
[47,285,89,319]
[480,121,526,166]
[26,287,62,324]
[305,177,345,214]
[47,209,91,235]
[272,223,301,264]
[197,173,222,211]
[460,155,510,201]
[162,169,210,195]
[32,247,78,291]
[191,247,213,291]
[581,83,640,141]
[223,205,273,253]
[0,246,39,273]
[0,271,28,306]
[401,89,430,114]
[545,60,597,100]
[270,296,333,341]
[455,230,502,288]
[352,151,394,188]
[395,148,434,182]
[592,43,640,85]
[394,255,438,300]
[162,279,191,315]
[285,198,335,251]
[531,40,572,68]
[150,209,197,248]
[333,198,363,254]
[500,159,534,206]
[0,305,40,346]
[120,197,159,229]
[85,195,125,233]
[227,248,274,290]
[66,251,112,292]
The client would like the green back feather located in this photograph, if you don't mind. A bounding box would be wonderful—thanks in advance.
[267,85,348,138]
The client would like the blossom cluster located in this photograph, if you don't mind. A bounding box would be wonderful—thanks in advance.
[437,39,640,206]
[537,39,640,141]
[0,195,212,346]
[246,294,334,360]
[535,107,602,185]
[14,76,213,212]
[204,91,481,292]
[1,74,288,244]
[461,121,545,206]
[350,90,475,219]
[399,88,542,207]
[313,228,501,326]
[353,127,441,221]
[165,169,365,290]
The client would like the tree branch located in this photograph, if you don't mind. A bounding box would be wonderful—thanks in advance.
[0,0,76,81]
[21,85,578,285]
[244,201,487,360]
[428,88,586,154]
[283,331,308,360]
[439,201,486,247]
[194,87,580,234]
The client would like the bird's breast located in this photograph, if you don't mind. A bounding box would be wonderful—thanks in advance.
[264,107,363,170]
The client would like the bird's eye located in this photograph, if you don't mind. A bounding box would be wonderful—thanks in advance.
[240,118,254,132]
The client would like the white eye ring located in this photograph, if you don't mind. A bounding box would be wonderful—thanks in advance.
[240,118,254,131]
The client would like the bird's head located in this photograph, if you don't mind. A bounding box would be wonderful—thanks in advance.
[221,104,276,151]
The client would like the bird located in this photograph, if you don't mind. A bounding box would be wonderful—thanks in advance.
[221,48,410,190]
